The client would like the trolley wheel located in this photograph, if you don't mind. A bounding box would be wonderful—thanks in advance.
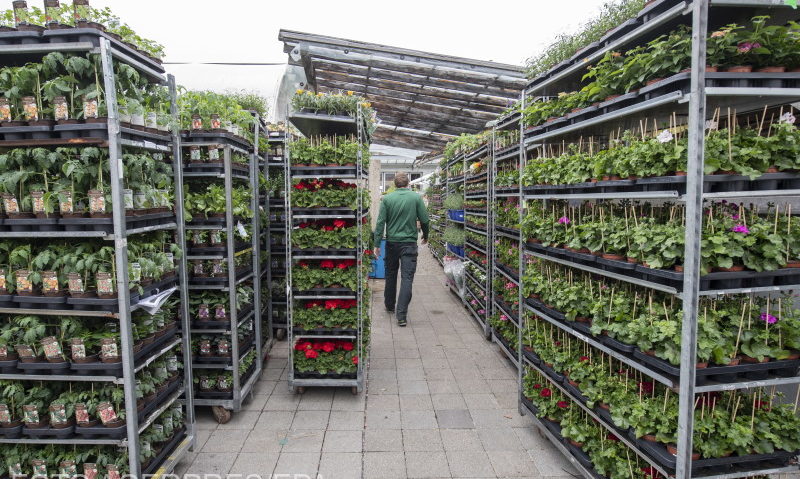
[276,328,286,340]
[483,327,492,341]
[293,386,305,395]
[212,406,232,424]
[351,386,359,395]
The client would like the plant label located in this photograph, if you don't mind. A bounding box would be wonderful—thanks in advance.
[0,98,10,122]
[40,336,62,360]
[88,190,105,214]
[190,145,201,161]
[218,375,231,390]
[232,124,240,136]
[236,221,248,238]
[22,96,38,121]
[166,252,175,267]
[211,259,225,276]
[96,272,114,294]
[134,192,147,209]
[217,339,230,355]
[44,0,59,22]
[31,460,47,479]
[75,404,89,424]
[22,405,39,424]
[106,465,120,479]
[49,404,68,425]
[192,260,205,276]
[15,344,34,359]
[14,270,31,293]
[163,413,174,434]
[100,338,119,360]
[41,271,59,294]
[158,189,169,208]
[208,145,220,160]
[97,402,117,424]
[123,189,134,209]
[67,273,84,293]
[59,191,74,214]
[130,262,142,282]
[211,114,221,129]
[83,464,98,479]
[198,303,210,320]
[54,96,69,120]
[59,461,77,479]
[0,269,5,291]
[0,404,11,424]
[214,304,226,320]
[70,338,86,360]
[146,112,158,129]
[83,97,98,119]
[8,463,22,478]
[166,354,178,373]
[30,191,45,214]
[210,230,222,244]
[191,114,202,130]
[2,194,19,214]
[12,1,28,26]
[200,376,214,389]
[0,345,7,360]
[199,340,212,356]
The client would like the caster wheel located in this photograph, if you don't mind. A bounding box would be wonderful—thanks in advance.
[276,328,286,340]
[294,386,305,394]
[483,328,492,341]
[351,386,359,395]
[212,406,232,424]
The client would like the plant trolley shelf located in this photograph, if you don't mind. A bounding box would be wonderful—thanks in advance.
[285,93,372,395]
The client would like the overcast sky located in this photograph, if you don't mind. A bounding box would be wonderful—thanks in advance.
[93,0,609,119]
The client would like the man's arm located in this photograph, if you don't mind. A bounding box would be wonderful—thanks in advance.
[373,199,387,257]
[416,195,430,243]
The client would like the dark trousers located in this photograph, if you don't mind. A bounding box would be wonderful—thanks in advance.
[384,241,418,320]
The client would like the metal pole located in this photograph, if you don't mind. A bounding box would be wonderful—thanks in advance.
[251,116,264,390]
[168,74,195,450]
[100,38,139,477]
[357,106,365,391]
[224,145,240,407]
[285,105,295,391]
[676,1,709,477]
[516,91,526,416]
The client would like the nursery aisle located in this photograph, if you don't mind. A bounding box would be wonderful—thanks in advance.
[175,250,576,478]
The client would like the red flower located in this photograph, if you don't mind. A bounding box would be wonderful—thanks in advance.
[333,219,346,229]
[320,260,335,269]
[323,225,335,232]
[607,434,619,441]
[322,342,335,353]
[342,342,354,351]
[294,341,311,351]
[305,349,319,359]
[352,356,359,365]
[312,342,324,351]
[325,300,339,310]
[298,222,309,229]
[533,384,542,390]
[540,388,552,398]
[554,341,562,347]
[293,183,306,190]
[579,356,590,362]
[638,381,654,394]
[557,401,570,409]
[364,249,373,256]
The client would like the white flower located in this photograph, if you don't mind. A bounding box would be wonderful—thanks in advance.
[780,112,796,125]
[705,120,718,131]
[657,130,674,143]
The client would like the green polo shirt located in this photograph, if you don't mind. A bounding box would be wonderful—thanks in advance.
[374,188,429,245]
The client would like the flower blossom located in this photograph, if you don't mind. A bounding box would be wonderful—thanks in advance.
[711,30,727,38]
[558,216,570,225]
[731,224,750,234]
[657,130,673,143]
[557,401,570,409]
[780,112,796,125]
[540,388,552,398]
[305,349,319,359]
[579,356,590,362]
[760,313,778,324]
[499,314,509,322]
[352,356,359,365]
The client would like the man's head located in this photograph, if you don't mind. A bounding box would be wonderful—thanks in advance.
[394,172,409,188]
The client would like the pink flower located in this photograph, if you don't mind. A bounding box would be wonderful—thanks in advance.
[500,314,509,322]
[471,299,478,306]
[558,216,570,225]
[477,309,485,314]
[731,224,749,234]
[760,313,778,324]
[737,42,753,53]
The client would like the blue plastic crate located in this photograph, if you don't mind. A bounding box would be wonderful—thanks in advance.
[370,240,386,279]
[447,209,465,222]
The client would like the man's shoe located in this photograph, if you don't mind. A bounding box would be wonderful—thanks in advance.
[397,317,407,327]
[385,306,395,313]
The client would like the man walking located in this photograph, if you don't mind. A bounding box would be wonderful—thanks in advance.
[374,172,429,327]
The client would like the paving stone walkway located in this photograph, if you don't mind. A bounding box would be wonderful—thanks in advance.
[176,250,576,478]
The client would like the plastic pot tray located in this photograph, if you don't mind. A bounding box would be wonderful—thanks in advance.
[23,424,75,438]
[74,422,127,439]
[16,360,71,374]
[0,423,22,438]
[0,358,18,374]
[292,327,358,336]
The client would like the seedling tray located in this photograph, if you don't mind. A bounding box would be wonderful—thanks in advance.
[195,389,233,399]
[523,347,541,366]
[291,207,357,216]
[74,423,127,439]
[189,267,253,285]
[12,294,67,309]
[16,360,70,374]
[142,429,188,476]
[23,424,75,438]
[140,276,178,298]
[192,319,231,329]
[4,217,59,231]
[0,423,22,438]
[193,355,231,364]
[632,349,800,383]
[0,294,12,307]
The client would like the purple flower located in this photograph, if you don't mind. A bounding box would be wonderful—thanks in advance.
[760,313,778,324]
[737,42,752,53]
[731,214,740,220]
[500,314,509,322]
[471,299,478,306]
[477,309,486,315]
[732,224,750,234]
[558,216,570,225]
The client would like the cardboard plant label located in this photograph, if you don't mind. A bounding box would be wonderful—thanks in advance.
[59,461,77,479]
[41,271,59,294]
[70,338,86,361]
[97,402,117,424]
[192,260,205,276]
[53,96,69,121]
[123,189,134,209]
[166,354,178,373]
[88,190,105,214]
[134,192,147,209]
[67,273,84,294]
[0,97,10,122]
[197,303,210,321]
[59,191,74,214]
[199,376,215,389]
[49,404,68,425]
[74,404,90,424]
[23,405,39,424]
[15,344,34,360]
[83,97,98,119]
[190,145,201,161]
[100,338,119,360]
[31,460,47,478]
[40,336,62,360]
[0,404,11,424]
[130,262,142,282]
[44,0,59,22]
[96,272,114,295]
[2,194,19,214]
[191,114,202,130]
[199,340,212,356]
[0,344,7,361]
[31,191,45,214]
[106,465,120,479]
[236,221,248,238]
[214,304,226,320]
[8,463,22,478]
[208,145,220,160]
[166,252,175,267]
[191,230,204,245]
[83,464,98,479]
[14,270,31,293]
[218,375,231,390]
[22,96,38,121]
[146,112,158,129]
[211,259,225,276]
[0,269,6,291]
[210,230,222,244]
[163,413,174,434]
[217,339,230,355]
[210,114,221,129]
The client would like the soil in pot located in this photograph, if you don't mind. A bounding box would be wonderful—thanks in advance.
[741,355,770,364]
[725,65,753,73]
[666,444,701,460]
[713,265,745,272]
[757,66,786,73]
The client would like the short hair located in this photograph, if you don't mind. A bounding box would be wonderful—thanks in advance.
[394,172,409,188]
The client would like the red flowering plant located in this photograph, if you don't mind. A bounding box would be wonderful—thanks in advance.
[291,179,364,209]
[292,219,360,249]
[293,339,359,375]
[292,298,359,330]
[292,259,360,291]
[532,383,569,423]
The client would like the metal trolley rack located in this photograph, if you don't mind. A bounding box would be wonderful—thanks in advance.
[263,129,289,341]
[183,121,263,423]
[0,34,194,478]
[284,107,370,394]
[509,1,800,478]
[463,144,492,340]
